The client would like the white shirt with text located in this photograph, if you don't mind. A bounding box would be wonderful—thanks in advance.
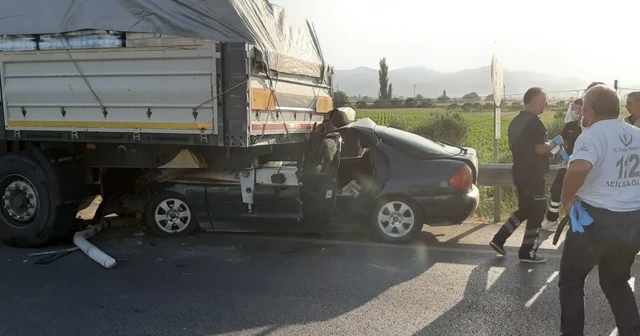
[570,119,640,212]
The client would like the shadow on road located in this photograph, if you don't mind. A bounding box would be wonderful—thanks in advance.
[0,225,620,336]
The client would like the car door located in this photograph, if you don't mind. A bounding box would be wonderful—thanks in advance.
[300,132,342,229]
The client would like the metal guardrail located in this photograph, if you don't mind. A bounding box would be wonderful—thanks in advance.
[477,164,561,222]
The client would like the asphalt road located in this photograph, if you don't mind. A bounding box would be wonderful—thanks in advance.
[0,220,634,336]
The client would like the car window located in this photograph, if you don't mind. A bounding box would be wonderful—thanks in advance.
[374,126,457,156]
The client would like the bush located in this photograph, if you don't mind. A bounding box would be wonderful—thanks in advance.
[413,112,470,145]
[373,100,391,109]
[355,100,369,109]
[404,98,419,108]
[387,115,411,131]
[418,99,435,108]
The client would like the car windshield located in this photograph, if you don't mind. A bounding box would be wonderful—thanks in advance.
[374,126,460,156]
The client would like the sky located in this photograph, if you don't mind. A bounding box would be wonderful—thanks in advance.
[270,0,640,86]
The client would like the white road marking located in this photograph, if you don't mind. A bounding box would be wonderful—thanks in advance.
[525,271,559,308]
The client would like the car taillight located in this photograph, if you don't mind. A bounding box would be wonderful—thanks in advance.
[449,164,473,190]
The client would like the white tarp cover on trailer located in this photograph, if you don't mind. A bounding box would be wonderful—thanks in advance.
[0,0,328,79]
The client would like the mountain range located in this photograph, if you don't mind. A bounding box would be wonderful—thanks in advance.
[333,65,605,99]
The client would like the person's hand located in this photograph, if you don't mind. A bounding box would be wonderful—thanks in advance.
[562,199,574,213]
[552,135,564,146]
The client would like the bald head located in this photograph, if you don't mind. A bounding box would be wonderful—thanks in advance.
[583,85,620,120]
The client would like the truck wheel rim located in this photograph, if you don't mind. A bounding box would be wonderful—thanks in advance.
[154,198,191,234]
[377,201,415,238]
[1,175,40,227]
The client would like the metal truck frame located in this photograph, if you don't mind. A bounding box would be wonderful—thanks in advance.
[0,0,338,247]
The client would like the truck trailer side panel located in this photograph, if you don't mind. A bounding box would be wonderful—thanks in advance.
[0,46,219,140]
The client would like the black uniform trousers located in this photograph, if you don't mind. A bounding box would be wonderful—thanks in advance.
[492,171,546,258]
[546,167,567,222]
[559,203,640,336]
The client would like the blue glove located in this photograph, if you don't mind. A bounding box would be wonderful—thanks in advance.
[569,199,594,233]
[559,148,570,163]
[552,135,564,146]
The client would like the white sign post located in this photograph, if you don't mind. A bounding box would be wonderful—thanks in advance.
[490,52,504,222]
[491,52,504,142]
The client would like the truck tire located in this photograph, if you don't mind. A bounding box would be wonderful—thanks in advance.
[0,153,76,247]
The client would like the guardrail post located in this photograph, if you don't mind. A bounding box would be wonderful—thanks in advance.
[493,187,501,223]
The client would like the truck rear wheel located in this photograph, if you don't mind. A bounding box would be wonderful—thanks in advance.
[0,153,77,247]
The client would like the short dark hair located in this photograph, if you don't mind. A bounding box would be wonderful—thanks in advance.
[585,85,620,119]
[523,87,545,104]
[628,92,640,102]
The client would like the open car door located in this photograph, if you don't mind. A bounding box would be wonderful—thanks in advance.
[300,132,342,230]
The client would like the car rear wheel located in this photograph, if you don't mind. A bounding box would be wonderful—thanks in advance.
[144,191,198,237]
[369,197,423,244]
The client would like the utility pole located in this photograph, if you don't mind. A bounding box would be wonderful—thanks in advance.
[413,84,416,98]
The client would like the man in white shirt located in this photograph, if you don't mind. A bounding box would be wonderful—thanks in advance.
[559,84,640,336]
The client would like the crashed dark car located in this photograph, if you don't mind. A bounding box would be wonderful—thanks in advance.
[140,118,480,244]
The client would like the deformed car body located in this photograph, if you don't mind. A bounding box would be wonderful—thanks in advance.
[141,118,480,243]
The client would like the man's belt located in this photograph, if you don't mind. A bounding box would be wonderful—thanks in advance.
[552,215,570,245]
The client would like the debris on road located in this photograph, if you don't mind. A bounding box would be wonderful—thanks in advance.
[34,250,75,265]
[73,222,117,269]
[27,247,79,257]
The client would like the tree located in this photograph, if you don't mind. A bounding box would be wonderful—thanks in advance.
[462,92,481,102]
[378,58,392,101]
[485,94,494,102]
[416,94,425,101]
[437,90,451,103]
[332,90,350,108]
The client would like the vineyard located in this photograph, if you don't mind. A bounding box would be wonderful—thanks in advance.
[355,107,565,221]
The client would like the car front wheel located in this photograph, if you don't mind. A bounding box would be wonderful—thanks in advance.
[369,197,423,244]
[144,191,199,237]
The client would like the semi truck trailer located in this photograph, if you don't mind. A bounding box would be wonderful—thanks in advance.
[0,0,339,247]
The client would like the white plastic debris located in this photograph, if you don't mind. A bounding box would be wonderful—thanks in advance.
[73,223,116,269]
[340,180,361,197]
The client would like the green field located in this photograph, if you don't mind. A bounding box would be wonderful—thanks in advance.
[356,107,563,222]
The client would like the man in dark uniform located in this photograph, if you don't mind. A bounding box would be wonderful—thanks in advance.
[489,87,564,263]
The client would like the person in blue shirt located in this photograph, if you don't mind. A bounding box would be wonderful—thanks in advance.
[489,87,564,263]
[559,84,640,336]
